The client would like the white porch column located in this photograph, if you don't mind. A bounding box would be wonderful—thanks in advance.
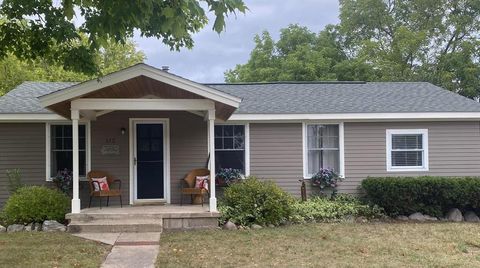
[208,109,217,212]
[71,109,81,213]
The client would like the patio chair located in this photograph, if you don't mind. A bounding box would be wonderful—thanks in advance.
[87,170,123,208]
[180,168,210,206]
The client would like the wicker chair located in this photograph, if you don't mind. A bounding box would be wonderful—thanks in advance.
[180,168,210,206]
[87,170,123,208]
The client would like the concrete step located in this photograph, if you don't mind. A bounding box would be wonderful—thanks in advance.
[68,219,163,233]
[66,213,165,222]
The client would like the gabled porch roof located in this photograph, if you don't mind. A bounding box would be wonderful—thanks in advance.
[38,63,242,121]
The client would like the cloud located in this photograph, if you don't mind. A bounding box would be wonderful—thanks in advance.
[134,0,340,82]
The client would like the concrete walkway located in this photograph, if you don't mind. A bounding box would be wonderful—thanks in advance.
[74,232,161,268]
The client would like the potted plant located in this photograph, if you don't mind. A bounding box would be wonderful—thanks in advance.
[53,168,73,196]
[216,168,243,187]
[311,168,343,198]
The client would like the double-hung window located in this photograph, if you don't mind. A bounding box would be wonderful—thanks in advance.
[386,129,428,171]
[50,124,87,178]
[214,125,246,174]
[305,124,340,177]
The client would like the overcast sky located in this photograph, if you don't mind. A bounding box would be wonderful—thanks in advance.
[134,0,340,83]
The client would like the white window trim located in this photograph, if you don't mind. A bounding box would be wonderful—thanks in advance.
[302,122,345,179]
[214,123,250,176]
[45,121,91,181]
[386,129,429,172]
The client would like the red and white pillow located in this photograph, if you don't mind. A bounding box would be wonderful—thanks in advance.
[195,175,209,191]
[92,177,110,191]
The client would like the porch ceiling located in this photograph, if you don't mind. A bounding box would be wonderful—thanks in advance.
[39,64,240,121]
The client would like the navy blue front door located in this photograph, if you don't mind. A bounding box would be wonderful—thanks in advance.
[136,123,164,199]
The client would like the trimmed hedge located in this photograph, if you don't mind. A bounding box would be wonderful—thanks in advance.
[362,176,480,217]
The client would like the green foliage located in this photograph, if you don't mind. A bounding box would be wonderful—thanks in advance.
[0,0,246,74]
[219,177,294,226]
[2,186,70,225]
[0,37,145,95]
[362,176,480,217]
[6,168,23,194]
[290,195,384,223]
[225,24,354,82]
[227,1,480,98]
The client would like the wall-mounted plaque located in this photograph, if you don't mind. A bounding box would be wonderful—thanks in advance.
[101,145,120,155]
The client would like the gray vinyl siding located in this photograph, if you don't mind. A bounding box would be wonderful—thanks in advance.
[342,121,480,194]
[249,123,304,197]
[89,111,207,206]
[2,119,480,208]
[0,123,46,207]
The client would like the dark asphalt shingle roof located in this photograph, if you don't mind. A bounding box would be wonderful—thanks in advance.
[2,80,480,114]
[0,81,78,114]
[207,82,480,114]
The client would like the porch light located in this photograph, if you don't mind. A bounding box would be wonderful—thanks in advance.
[121,127,126,135]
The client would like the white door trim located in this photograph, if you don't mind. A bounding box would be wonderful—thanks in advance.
[129,118,171,204]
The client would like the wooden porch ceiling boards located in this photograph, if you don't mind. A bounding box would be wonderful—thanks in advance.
[47,75,236,121]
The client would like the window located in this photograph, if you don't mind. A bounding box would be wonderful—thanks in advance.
[50,124,87,178]
[386,129,428,171]
[214,125,247,174]
[305,124,340,177]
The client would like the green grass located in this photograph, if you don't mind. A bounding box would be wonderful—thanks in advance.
[0,232,110,268]
[157,223,480,267]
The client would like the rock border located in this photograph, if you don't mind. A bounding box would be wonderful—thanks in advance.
[3,220,66,233]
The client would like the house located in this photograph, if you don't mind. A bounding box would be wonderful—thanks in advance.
[2,63,480,215]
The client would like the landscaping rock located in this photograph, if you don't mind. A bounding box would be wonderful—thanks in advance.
[267,224,275,228]
[223,221,237,230]
[0,225,6,232]
[251,224,263,230]
[396,215,409,221]
[344,215,355,223]
[33,223,42,232]
[7,224,25,232]
[409,212,426,221]
[446,208,464,222]
[25,223,34,232]
[354,216,368,223]
[42,220,66,232]
[423,215,438,221]
[464,211,480,222]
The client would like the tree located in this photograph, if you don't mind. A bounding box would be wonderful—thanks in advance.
[225,24,368,82]
[226,0,480,98]
[338,0,480,97]
[0,38,145,95]
[0,0,247,75]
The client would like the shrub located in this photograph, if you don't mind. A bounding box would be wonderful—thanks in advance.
[290,195,383,223]
[2,186,70,225]
[362,176,480,217]
[219,177,294,226]
[6,168,23,194]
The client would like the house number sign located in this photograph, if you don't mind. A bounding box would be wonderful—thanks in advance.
[101,138,120,155]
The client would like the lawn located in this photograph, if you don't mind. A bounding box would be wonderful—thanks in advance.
[158,223,480,267]
[0,232,110,268]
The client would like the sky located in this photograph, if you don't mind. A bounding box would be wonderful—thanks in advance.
[134,0,340,83]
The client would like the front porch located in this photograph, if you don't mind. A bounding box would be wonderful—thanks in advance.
[66,204,220,232]
[38,64,242,214]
